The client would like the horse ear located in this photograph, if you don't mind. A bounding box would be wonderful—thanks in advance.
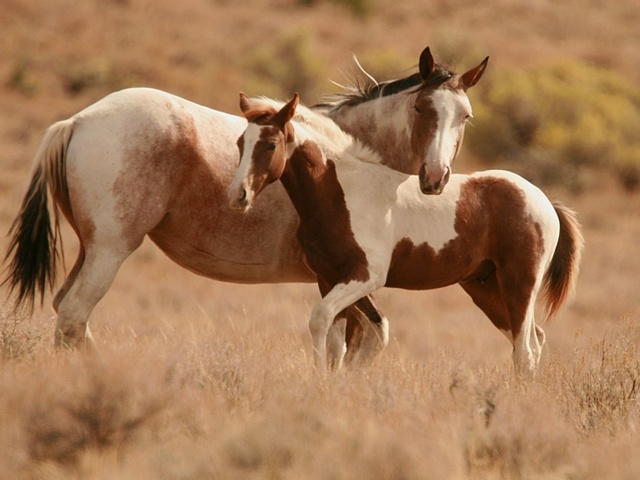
[419,46,436,80]
[239,92,251,117]
[460,57,489,90]
[273,92,299,130]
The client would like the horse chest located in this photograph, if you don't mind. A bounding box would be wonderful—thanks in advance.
[296,221,370,285]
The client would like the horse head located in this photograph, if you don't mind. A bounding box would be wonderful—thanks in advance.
[228,92,299,211]
[412,47,489,194]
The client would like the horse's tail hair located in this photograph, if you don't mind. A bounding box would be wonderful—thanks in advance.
[2,118,75,312]
[541,202,584,321]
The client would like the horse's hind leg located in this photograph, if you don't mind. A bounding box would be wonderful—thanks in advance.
[461,272,544,376]
[460,273,512,341]
[53,241,138,349]
[509,293,544,377]
[344,295,389,366]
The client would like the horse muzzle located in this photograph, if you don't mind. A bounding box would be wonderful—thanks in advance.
[419,164,451,195]
[228,186,251,212]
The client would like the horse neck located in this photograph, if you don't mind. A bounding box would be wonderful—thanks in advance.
[328,92,420,175]
[280,133,347,234]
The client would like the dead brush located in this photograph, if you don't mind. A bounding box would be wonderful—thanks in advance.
[25,349,176,466]
[559,319,640,436]
[0,309,48,362]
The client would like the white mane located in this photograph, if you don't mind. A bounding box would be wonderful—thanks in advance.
[249,96,383,166]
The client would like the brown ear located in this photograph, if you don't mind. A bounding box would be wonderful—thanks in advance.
[460,56,489,90]
[418,46,436,80]
[272,92,299,131]
[239,92,251,117]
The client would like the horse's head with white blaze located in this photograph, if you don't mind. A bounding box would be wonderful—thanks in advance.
[413,48,488,194]
[322,46,488,195]
[228,93,299,211]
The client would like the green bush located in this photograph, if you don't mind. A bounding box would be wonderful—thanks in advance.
[467,61,640,191]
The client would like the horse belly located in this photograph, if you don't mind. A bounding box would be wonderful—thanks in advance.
[384,236,477,290]
[148,183,314,284]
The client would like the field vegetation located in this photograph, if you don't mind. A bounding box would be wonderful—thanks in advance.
[1,0,640,478]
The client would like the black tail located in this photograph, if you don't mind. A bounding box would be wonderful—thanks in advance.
[3,119,74,312]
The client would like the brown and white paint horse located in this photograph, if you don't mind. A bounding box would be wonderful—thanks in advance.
[318,46,488,193]
[3,47,486,362]
[229,93,583,375]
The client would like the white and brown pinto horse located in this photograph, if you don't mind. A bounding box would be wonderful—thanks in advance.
[318,46,488,193]
[3,47,487,360]
[229,93,583,375]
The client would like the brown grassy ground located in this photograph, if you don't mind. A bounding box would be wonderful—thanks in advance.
[1,0,640,478]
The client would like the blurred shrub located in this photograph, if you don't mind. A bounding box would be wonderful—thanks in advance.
[63,58,137,96]
[356,48,414,82]
[429,30,490,71]
[242,28,327,102]
[559,320,640,436]
[467,61,640,192]
[6,58,38,96]
[299,0,373,17]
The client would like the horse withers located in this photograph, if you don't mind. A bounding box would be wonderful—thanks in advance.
[229,93,583,376]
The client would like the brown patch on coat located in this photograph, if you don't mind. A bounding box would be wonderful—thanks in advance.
[112,103,212,252]
[279,140,370,286]
[387,176,545,337]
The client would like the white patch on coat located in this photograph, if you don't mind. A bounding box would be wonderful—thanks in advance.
[228,122,262,203]
[424,89,472,172]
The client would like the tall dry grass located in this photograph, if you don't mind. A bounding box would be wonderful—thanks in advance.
[1,307,639,479]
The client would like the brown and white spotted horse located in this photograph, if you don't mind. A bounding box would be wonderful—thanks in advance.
[228,93,583,375]
[2,47,487,367]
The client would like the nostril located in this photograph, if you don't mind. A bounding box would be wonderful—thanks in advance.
[239,188,247,201]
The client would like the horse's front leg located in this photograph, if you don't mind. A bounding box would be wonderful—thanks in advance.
[326,316,347,370]
[309,279,382,372]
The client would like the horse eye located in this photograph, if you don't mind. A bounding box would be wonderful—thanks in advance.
[267,142,277,151]
[413,105,422,114]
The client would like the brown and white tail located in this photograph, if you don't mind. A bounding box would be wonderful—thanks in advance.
[2,119,75,311]
[541,202,584,320]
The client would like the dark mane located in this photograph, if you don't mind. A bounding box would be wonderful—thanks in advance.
[314,63,455,111]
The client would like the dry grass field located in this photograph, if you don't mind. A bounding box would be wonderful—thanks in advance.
[1,0,640,478]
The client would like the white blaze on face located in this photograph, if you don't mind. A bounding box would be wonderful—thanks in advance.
[228,123,262,208]
[424,89,471,174]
